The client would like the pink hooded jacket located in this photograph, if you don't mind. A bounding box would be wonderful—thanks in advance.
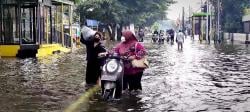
[114,31,147,75]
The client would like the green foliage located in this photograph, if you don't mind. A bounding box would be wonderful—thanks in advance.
[76,0,123,24]
[221,0,246,32]
[151,22,160,31]
[74,0,81,4]
[210,0,250,33]
[193,12,210,17]
[76,0,175,26]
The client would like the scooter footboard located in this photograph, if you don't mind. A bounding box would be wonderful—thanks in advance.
[104,82,116,89]
[101,75,118,81]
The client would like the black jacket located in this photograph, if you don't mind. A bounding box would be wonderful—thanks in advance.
[80,35,106,64]
[80,35,95,61]
[80,35,107,84]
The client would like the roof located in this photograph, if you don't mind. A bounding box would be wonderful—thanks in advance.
[192,12,211,17]
[52,0,74,5]
[0,0,74,5]
[242,15,250,22]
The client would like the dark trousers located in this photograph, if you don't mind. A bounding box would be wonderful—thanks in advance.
[177,42,183,50]
[123,72,143,91]
[86,61,100,85]
[171,36,174,42]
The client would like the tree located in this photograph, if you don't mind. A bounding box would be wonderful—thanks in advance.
[74,0,81,3]
[76,0,175,40]
[210,0,250,33]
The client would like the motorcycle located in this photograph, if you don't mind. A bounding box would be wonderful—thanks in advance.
[138,35,144,42]
[100,53,124,100]
[138,32,144,42]
[152,34,158,43]
[166,34,170,43]
[158,33,165,44]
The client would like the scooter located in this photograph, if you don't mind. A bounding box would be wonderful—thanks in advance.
[166,34,170,43]
[152,34,158,43]
[100,53,124,100]
[158,33,165,44]
[138,32,144,42]
[138,36,144,42]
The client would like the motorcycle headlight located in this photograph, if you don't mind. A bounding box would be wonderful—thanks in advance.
[106,60,118,73]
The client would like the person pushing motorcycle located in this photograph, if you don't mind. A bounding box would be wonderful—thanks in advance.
[113,30,147,93]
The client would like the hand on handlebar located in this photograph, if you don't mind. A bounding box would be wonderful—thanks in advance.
[121,55,135,61]
[98,52,108,57]
[128,55,136,60]
[120,55,128,60]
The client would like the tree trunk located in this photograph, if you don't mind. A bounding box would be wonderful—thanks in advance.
[107,23,116,41]
[117,23,123,41]
[111,24,116,40]
[107,25,112,40]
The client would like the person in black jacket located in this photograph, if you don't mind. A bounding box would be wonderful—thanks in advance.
[80,32,107,86]
[169,29,175,43]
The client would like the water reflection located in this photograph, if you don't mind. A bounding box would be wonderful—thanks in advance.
[79,93,146,112]
[139,39,250,112]
[0,50,87,111]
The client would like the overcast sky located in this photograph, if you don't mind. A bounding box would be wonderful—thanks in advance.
[167,0,203,20]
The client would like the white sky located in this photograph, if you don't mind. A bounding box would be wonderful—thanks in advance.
[167,0,202,20]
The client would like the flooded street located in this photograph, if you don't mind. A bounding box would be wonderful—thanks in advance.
[0,38,250,112]
[0,50,87,112]
[139,39,250,112]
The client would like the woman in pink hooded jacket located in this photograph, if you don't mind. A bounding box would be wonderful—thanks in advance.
[113,30,147,92]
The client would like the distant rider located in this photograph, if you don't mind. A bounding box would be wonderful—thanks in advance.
[169,29,175,43]
[152,30,159,42]
[138,29,145,42]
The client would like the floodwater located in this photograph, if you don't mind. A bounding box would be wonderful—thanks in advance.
[0,50,87,112]
[0,38,250,112]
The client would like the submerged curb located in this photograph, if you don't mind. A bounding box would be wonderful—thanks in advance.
[64,85,101,112]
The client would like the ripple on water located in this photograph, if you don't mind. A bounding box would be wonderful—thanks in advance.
[138,39,250,112]
[1,39,250,112]
[0,52,87,112]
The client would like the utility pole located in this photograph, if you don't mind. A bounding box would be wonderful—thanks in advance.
[189,5,191,36]
[182,7,185,32]
[201,0,203,12]
[188,5,190,26]
[217,0,220,42]
[206,0,209,43]
[209,1,212,44]
[178,13,181,30]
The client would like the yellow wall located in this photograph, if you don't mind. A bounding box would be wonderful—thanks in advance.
[0,44,70,58]
[0,45,20,57]
[36,44,70,57]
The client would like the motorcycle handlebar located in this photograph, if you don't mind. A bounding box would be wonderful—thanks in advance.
[98,52,127,60]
